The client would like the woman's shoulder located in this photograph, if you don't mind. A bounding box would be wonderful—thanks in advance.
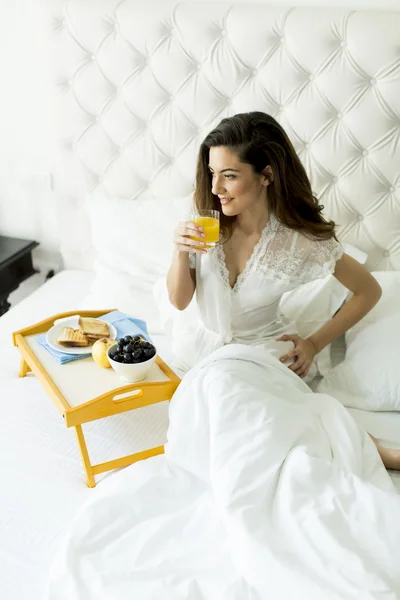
[263,215,344,283]
[271,215,341,255]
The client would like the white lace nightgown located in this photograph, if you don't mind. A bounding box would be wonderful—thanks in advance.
[166,212,344,378]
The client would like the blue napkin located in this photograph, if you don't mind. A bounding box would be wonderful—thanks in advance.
[36,310,151,365]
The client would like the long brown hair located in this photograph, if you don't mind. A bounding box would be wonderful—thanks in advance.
[194,111,337,242]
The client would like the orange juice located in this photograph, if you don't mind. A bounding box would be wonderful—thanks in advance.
[191,216,220,245]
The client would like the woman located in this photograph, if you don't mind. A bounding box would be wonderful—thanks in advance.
[167,111,400,471]
[47,112,400,600]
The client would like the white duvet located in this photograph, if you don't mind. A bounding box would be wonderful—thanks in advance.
[46,344,400,600]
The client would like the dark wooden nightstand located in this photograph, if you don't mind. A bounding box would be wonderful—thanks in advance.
[0,235,39,316]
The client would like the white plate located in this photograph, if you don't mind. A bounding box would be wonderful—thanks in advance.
[46,317,118,355]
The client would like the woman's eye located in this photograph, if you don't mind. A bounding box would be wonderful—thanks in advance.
[209,172,235,180]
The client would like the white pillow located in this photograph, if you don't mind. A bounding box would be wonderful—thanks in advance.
[85,192,193,291]
[317,271,400,411]
[79,265,164,334]
[81,192,193,332]
[278,243,368,375]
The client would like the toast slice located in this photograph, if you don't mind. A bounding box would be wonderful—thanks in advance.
[78,317,109,339]
[85,335,106,343]
[56,327,90,347]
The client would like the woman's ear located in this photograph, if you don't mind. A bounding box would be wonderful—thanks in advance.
[261,165,274,186]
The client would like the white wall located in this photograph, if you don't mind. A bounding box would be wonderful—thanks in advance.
[0,0,60,270]
[0,0,398,272]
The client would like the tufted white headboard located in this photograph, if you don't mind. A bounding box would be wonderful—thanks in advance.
[47,0,400,271]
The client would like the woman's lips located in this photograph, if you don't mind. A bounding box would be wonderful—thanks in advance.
[220,197,233,205]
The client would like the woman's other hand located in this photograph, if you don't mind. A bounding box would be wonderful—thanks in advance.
[276,334,317,378]
[173,221,208,254]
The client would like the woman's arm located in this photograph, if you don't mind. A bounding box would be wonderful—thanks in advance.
[167,249,196,310]
[167,219,206,310]
[307,253,382,354]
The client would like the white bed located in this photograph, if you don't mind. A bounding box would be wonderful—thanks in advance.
[1,270,399,600]
[0,270,177,600]
[2,0,400,598]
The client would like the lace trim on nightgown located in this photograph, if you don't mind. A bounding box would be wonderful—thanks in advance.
[214,213,280,293]
[214,213,344,292]
[254,221,344,286]
[298,239,344,283]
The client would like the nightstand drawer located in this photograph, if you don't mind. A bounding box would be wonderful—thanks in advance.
[0,235,39,314]
[0,251,37,296]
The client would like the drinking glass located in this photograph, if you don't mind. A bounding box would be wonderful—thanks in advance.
[190,209,220,247]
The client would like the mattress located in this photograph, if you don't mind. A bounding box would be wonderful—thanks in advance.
[0,270,399,600]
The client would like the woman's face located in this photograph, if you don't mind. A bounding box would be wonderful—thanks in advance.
[208,146,270,217]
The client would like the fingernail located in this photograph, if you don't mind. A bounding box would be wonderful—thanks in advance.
[201,233,206,238]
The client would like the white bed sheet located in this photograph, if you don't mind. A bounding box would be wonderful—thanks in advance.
[0,269,399,600]
[0,270,172,600]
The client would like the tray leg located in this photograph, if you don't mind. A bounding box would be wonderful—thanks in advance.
[19,357,31,378]
[74,425,96,488]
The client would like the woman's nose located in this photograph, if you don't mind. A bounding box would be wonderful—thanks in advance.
[211,177,226,195]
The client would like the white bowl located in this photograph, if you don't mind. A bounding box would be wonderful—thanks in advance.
[107,343,157,383]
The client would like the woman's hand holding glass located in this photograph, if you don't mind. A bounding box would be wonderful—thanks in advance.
[173,221,208,254]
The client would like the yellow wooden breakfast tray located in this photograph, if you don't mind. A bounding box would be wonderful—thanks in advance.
[12,309,181,487]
